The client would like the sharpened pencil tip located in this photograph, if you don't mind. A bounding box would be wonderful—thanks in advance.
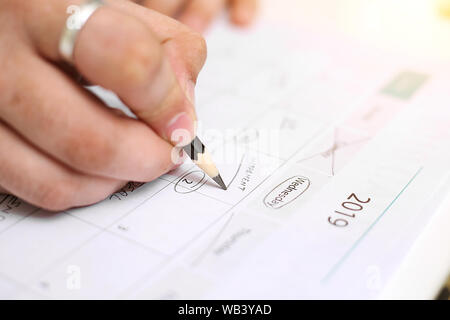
[213,175,227,190]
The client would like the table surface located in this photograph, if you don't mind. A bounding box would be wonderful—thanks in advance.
[261,0,450,299]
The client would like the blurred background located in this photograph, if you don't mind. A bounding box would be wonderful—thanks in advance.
[261,0,450,62]
[261,0,450,300]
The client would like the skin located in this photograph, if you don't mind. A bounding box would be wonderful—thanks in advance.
[0,0,257,211]
[138,0,259,33]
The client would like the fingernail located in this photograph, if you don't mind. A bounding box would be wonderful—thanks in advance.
[166,112,195,146]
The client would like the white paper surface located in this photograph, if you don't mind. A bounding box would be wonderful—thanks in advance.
[1,20,449,299]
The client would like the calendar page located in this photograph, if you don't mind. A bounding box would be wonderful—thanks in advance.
[1,20,449,299]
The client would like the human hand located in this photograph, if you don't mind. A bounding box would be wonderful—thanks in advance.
[0,0,206,210]
[133,0,259,33]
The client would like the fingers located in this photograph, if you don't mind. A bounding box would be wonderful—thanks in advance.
[229,0,258,26]
[135,0,258,31]
[73,4,197,144]
[0,45,175,182]
[178,0,226,33]
[0,186,9,195]
[0,121,125,211]
[109,1,207,118]
[112,0,207,81]
[23,0,204,145]
[137,0,188,17]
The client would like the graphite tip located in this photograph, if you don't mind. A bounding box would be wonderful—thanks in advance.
[213,174,227,190]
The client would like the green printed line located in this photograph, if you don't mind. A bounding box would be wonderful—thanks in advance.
[321,166,424,284]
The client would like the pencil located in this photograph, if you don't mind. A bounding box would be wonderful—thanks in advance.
[183,136,227,190]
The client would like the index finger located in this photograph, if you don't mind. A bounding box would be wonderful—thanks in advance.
[24,0,203,145]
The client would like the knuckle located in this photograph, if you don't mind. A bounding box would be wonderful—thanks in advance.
[61,127,118,174]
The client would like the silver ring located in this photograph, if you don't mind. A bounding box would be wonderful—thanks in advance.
[59,0,105,63]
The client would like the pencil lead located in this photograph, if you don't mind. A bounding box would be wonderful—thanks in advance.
[213,174,227,190]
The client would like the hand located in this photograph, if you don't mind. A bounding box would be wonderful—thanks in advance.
[0,0,206,210]
[134,0,259,33]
